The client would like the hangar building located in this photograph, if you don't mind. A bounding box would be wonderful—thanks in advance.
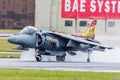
[1,0,120,36]
[0,0,34,29]
[35,0,120,36]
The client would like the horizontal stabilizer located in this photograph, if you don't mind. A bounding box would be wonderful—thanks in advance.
[107,47,113,50]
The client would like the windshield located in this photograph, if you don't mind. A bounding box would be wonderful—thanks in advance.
[19,26,37,34]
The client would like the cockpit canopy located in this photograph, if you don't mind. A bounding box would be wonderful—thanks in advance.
[19,26,37,35]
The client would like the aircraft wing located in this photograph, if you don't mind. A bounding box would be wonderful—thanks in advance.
[44,32,112,51]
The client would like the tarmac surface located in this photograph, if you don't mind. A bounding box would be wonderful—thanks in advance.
[1,35,120,72]
[0,47,120,72]
[0,59,120,72]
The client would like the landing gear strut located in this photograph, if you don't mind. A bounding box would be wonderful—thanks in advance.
[35,49,42,62]
[36,55,42,62]
[87,48,93,63]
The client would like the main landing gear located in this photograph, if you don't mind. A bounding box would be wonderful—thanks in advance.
[87,48,93,63]
[35,49,66,62]
[56,55,66,62]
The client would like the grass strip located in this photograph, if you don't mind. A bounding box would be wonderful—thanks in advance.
[0,68,120,80]
[0,53,20,58]
[0,29,20,34]
[0,39,21,52]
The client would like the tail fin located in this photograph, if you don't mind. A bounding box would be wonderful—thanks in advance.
[81,20,97,39]
[72,20,97,40]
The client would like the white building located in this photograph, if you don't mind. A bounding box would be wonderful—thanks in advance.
[35,0,120,36]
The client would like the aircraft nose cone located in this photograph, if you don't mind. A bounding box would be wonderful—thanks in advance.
[8,36,16,44]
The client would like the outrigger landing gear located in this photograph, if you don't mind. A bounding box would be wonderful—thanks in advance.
[87,53,90,63]
[87,48,93,63]
[35,49,42,62]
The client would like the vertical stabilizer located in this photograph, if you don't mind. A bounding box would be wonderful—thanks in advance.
[72,20,97,40]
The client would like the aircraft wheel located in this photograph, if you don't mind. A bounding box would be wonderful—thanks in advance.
[56,56,65,62]
[87,48,92,63]
[35,55,42,62]
[87,58,90,63]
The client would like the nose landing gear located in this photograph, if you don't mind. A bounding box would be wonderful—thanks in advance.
[35,49,42,62]
[35,55,42,62]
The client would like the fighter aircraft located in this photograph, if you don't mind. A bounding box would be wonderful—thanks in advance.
[8,26,112,62]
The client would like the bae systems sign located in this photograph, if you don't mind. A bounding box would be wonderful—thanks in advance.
[62,0,120,19]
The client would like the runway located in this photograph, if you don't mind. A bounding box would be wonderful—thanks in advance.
[0,47,119,72]
[1,59,120,72]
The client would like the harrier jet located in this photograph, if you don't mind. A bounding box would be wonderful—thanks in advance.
[8,26,112,62]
